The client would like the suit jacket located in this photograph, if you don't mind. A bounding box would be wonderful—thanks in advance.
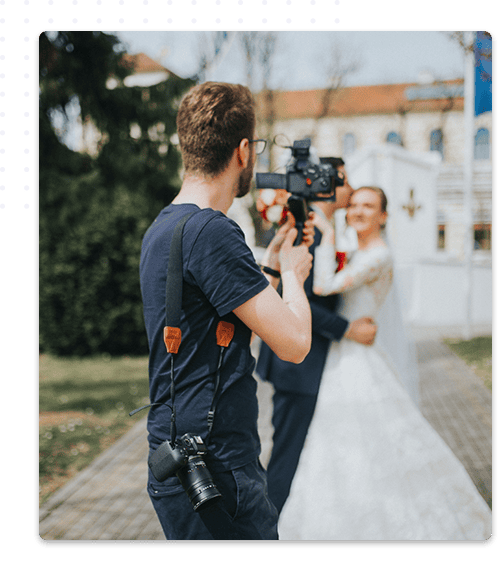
[255,227,349,396]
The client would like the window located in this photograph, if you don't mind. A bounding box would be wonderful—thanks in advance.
[386,131,403,145]
[430,129,444,159]
[343,133,356,156]
[437,225,445,250]
[474,224,491,250]
[474,128,490,160]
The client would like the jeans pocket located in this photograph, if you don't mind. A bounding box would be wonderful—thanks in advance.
[147,473,184,498]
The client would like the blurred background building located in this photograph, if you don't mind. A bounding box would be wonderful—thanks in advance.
[75,49,493,332]
[253,76,491,330]
[255,76,492,259]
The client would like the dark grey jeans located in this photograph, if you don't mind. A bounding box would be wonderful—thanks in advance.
[147,456,278,540]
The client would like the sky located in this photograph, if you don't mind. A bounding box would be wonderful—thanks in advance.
[114,30,467,91]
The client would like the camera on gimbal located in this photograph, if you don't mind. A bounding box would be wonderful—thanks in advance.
[148,433,222,512]
[256,138,345,243]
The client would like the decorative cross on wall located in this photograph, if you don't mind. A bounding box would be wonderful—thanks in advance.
[402,188,422,218]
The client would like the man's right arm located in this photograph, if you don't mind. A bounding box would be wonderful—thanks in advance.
[233,228,312,364]
[234,283,310,364]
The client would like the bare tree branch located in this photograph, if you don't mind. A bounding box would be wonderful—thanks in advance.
[240,31,259,89]
[310,38,361,144]
[445,31,473,54]
[239,32,279,171]
[195,31,235,82]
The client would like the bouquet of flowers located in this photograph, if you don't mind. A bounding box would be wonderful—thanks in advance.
[256,189,290,226]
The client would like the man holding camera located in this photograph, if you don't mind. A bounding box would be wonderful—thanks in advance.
[256,158,378,514]
[139,82,314,540]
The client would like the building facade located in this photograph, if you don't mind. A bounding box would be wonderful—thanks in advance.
[255,79,492,260]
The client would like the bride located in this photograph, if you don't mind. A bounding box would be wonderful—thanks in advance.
[278,186,491,541]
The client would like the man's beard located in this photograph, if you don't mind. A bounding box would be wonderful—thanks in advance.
[236,157,254,198]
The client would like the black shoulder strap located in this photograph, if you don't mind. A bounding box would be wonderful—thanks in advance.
[164,210,197,443]
[165,211,197,329]
[129,209,196,423]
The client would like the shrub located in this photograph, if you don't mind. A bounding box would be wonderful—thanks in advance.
[40,178,153,356]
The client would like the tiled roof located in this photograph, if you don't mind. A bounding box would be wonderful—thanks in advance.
[121,53,180,78]
[255,79,465,119]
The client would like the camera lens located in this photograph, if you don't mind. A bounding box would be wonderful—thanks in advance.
[177,456,222,512]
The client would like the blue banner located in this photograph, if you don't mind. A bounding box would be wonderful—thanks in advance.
[474,31,492,116]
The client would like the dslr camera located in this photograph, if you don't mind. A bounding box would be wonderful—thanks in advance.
[256,138,345,243]
[148,433,222,512]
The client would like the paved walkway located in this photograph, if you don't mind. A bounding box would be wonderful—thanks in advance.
[39,328,492,540]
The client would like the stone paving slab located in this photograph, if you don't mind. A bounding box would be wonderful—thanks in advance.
[414,338,492,508]
[39,333,492,540]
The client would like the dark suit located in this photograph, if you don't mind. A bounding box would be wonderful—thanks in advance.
[255,227,349,513]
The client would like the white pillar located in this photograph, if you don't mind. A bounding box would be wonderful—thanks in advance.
[463,31,475,340]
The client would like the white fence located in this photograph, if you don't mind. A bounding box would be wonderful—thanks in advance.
[397,258,492,329]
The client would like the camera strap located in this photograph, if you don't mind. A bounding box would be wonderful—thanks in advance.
[163,210,235,441]
[130,210,195,437]
[208,321,234,434]
[131,209,235,441]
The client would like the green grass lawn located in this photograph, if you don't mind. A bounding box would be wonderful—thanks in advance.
[444,336,492,391]
[39,354,150,505]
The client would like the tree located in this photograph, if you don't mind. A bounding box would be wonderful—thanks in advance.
[239,31,278,172]
[241,31,260,89]
[193,31,235,83]
[445,31,492,58]
[39,31,194,356]
[308,37,360,145]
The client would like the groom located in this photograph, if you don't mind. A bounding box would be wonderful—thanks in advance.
[256,159,378,513]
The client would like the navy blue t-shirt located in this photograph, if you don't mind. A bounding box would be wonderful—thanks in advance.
[140,204,269,472]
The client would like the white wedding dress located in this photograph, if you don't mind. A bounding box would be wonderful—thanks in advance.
[278,243,492,541]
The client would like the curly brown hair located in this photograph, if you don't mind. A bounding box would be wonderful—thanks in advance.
[176,82,256,177]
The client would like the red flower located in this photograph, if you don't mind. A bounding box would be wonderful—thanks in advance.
[336,252,347,272]
[260,205,289,225]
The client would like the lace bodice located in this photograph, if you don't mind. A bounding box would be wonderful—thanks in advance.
[314,244,393,321]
